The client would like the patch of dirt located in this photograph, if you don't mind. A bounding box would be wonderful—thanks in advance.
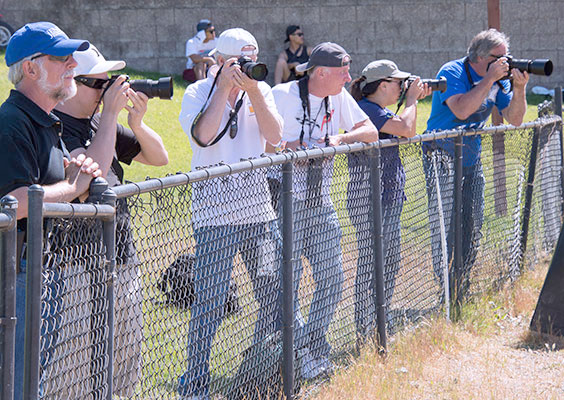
[412,315,564,399]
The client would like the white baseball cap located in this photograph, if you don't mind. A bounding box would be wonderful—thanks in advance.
[73,44,126,76]
[209,28,258,57]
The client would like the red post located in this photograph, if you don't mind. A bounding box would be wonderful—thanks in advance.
[488,0,507,216]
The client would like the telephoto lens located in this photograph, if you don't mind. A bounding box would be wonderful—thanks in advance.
[507,56,553,76]
[129,77,173,100]
[108,75,173,99]
[236,56,268,81]
[421,77,447,92]
[407,76,447,92]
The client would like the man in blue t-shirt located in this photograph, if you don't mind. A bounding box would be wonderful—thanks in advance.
[422,29,528,306]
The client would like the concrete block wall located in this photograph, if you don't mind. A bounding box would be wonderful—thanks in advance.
[1,0,562,89]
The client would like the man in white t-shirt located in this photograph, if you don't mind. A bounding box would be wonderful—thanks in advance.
[178,28,283,399]
[185,19,217,81]
[272,42,378,379]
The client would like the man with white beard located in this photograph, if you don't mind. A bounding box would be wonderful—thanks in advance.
[0,21,101,399]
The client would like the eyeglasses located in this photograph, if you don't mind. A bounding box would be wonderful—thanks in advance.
[30,54,72,63]
[207,29,215,34]
[292,32,304,37]
[74,76,109,89]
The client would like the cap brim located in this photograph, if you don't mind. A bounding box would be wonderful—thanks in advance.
[83,60,126,75]
[45,38,90,57]
[295,62,312,73]
[389,70,411,79]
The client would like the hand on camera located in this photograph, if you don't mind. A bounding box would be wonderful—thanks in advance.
[126,89,149,130]
[405,77,428,103]
[103,74,130,114]
[511,68,529,90]
[486,57,510,83]
[217,58,240,91]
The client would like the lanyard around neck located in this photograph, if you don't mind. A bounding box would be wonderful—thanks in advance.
[190,65,246,148]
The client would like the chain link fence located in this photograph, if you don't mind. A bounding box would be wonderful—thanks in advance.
[1,105,563,399]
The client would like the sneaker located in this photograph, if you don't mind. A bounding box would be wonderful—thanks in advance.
[299,349,324,380]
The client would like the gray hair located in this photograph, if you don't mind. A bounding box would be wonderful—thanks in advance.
[8,52,42,88]
[467,29,510,63]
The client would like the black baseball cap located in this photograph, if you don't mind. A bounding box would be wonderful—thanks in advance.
[295,42,350,73]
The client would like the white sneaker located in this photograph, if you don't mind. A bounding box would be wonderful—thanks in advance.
[300,349,324,380]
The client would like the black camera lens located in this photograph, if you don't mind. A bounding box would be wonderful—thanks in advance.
[421,77,447,92]
[407,76,447,93]
[507,56,553,76]
[108,75,173,99]
[129,77,173,99]
[236,56,268,81]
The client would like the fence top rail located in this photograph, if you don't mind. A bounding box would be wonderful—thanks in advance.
[0,213,12,230]
[113,116,561,199]
[43,202,115,220]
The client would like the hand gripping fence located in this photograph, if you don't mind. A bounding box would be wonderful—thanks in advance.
[1,95,563,399]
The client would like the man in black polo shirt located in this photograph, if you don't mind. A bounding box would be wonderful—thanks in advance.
[54,44,168,397]
[0,22,100,399]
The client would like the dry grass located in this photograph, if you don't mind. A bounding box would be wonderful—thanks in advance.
[310,257,564,400]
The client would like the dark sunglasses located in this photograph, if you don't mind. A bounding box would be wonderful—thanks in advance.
[74,76,109,90]
[293,32,304,37]
[207,28,215,34]
[30,54,72,63]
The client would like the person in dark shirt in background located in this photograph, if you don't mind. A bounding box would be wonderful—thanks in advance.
[274,25,312,85]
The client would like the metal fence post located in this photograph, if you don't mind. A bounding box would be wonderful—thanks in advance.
[452,134,463,319]
[554,85,564,217]
[24,185,44,400]
[87,177,109,400]
[1,195,18,400]
[101,188,116,400]
[281,160,294,399]
[369,147,387,351]
[520,126,541,269]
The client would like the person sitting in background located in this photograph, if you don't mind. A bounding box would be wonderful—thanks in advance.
[348,60,431,338]
[274,25,311,85]
[54,44,168,397]
[184,19,217,82]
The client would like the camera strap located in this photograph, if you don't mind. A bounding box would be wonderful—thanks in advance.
[298,76,330,147]
[464,57,507,93]
[190,65,246,148]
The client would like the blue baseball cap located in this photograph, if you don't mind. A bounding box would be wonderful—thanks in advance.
[196,19,212,32]
[5,21,89,66]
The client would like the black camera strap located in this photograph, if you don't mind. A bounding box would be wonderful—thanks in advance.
[190,65,246,148]
[464,57,507,93]
[298,76,330,147]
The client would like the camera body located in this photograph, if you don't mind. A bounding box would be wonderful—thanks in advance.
[108,75,173,99]
[234,56,268,81]
[406,76,447,93]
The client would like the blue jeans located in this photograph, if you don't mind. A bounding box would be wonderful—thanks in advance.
[178,222,281,398]
[293,200,343,359]
[422,150,485,302]
[346,165,405,337]
[14,260,63,400]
